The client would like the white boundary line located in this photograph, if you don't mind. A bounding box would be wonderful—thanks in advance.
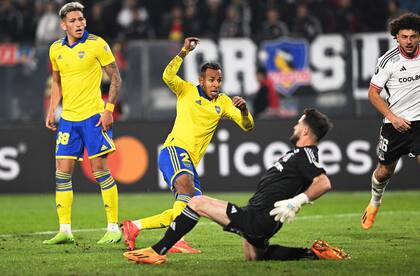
[1,210,419,238]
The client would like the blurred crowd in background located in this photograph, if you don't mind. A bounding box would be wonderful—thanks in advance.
[1,0,419,45]
[1,0,419,122]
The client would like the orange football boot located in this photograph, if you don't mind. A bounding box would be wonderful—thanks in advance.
[168,240,201,254]
[123,247,167,265]
[121,220,140,251]
[310,240,351,260]
[361,202,380,230]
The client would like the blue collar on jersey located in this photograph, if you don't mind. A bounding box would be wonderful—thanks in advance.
[197,85,211,100]
[62,30,89,48]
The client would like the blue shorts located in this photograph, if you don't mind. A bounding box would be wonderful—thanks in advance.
[158,146,202,196]
[55,114,116,160]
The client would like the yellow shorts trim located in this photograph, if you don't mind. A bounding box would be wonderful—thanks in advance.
[88,148,116,159]
[56,156,83,161]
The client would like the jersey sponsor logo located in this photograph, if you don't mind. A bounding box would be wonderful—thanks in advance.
[78,51,85,59]
[400,66,406,71]
[215,106,221,114]
[398,74,420,83]
[260,39,311,94]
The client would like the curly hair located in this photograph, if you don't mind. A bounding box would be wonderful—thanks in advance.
[389,12,420,38]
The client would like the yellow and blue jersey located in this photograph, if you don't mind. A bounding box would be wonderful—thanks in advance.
[162,55,254,166]
[49,31,115,121]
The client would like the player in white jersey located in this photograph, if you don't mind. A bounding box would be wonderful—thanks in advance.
[361,13,420,230]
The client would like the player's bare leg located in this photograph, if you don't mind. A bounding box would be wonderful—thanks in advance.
[242,240,265,260]
[43,159,76,245]
[188,195,231,225]
[361,160,397,230]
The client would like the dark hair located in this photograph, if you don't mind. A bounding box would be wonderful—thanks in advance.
[200,62,221,75]
[302,108,332,141]
[389,12,420,38]
[59,2,84,19]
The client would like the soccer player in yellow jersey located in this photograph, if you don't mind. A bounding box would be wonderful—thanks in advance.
[121,37,254,253]
[43,2,122,245]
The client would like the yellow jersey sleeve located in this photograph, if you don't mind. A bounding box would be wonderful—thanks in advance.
[95,37,115,66]
[221,94,255,131]
[49,40,61,71]
[162,55,190,96]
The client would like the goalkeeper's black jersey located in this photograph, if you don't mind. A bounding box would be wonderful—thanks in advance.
[247,146,325,211]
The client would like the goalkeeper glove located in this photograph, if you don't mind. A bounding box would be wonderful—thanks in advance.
[269,193,310,223]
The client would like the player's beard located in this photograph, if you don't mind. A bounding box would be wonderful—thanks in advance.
[401,44,418,57]
[289,133,299,146]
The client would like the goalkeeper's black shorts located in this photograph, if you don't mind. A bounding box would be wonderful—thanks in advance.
[223,203,282,249]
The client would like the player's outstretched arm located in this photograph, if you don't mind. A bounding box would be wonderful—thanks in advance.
[97,61,122,131]
[45,71,62,131]
[368,85,411,132]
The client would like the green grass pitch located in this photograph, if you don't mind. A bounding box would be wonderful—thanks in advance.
[1,191,419,275]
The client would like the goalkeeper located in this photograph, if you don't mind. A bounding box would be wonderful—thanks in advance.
[124,108,350,264]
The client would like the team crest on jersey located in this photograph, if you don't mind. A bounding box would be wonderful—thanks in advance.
[215,106,221,114]
[260,39,311,94]
[78,51,85,59]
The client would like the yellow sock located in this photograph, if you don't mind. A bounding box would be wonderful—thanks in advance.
[139,196,190,230]
[55,171,73,224]
[139,209,174,229]
[172,193,191,218]
[172,200,188,218]
[94,170,118,223]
